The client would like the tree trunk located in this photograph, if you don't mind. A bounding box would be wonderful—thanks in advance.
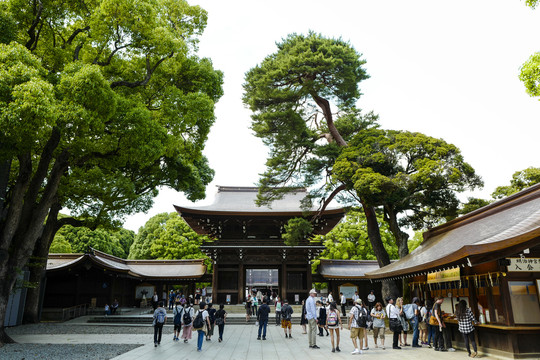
[0,254,22,346]
[23,203,60,324]
[361,202,400,300]
[384,205,410,259]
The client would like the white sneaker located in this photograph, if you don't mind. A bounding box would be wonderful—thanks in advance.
[352,349,361,355]
[448,348,456,352]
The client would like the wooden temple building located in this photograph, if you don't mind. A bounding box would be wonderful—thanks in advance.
[364,183,540,359]
[44,249,207,308]
[174,186,345,304]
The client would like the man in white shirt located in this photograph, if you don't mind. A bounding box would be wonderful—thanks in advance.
[352,291,360,303]
[327,291,334,304]
[367,290,376,311]
[340,292,347,315]
[305,289,319,349]
[386,297,401,350]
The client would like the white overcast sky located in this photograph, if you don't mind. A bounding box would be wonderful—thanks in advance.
[123,0,540,232]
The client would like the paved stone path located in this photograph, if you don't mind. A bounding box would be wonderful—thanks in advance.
[108,325,496,360]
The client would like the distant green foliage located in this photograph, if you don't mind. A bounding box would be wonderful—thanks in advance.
[128,212,211,271]
[282,217,314,247]
[459,197,493,215]
[492,167,540,199]
[311,210,421,272]
[49,225,134,258]
[49,235,73,253]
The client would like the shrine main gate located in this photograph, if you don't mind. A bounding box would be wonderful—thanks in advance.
[175,186,345,304]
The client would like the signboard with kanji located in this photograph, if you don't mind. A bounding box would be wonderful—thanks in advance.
[507,258,540,272]
[427,267,460,283]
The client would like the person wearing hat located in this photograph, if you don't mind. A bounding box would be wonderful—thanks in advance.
[306,289,320,349]
[349,298,368,355]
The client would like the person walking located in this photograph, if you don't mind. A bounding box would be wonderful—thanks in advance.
[317,300,329,336]
[326,302,342,353]
[386,297,403,350]
[215,303,227,342]
[306,289,319,349]
[152,291,159,310]
[173,301,183,342]
[181,301,194,343]
[193,302,210,352]
[300,299,308,334]
[348,298,367,355]
[257,298,271,340]
[206,303,216,341]
[281,299,294,338]
[153,301,167,347]
[340,292,347,316]
[275,296,282,326]
[371,302,386,349]
[456,300,478,357]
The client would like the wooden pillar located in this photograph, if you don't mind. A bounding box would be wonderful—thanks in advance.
[306,262,312,293]
[281,262,288,301]
[212,261,219,304]
[238,263,244,304]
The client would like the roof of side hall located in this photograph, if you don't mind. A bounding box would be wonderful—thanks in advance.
[365,183,540,279]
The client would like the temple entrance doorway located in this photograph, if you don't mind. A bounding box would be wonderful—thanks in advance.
[246,268,278,300]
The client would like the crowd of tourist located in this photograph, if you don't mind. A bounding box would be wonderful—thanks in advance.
[147,288,478,357]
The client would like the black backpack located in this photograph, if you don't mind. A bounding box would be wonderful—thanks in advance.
[355,306,367,328]
[192,310,204,329]
[174,306,183,326]
[183,307,192,325]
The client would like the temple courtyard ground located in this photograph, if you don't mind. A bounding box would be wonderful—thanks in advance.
[2,314,503,360]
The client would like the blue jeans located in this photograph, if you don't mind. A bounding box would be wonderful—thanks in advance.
[428,324,436,345]
[258,319,268,338]
[411,317,419,345]
[197,330,205,350]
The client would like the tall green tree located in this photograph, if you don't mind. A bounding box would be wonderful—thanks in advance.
[0,0,222,340]
[242,32,400,297]
[243,32,481,299]
[333,129,482,258]
[129,212,211,270]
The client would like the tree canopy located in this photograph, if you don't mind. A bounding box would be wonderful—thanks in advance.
[0,0,222,340]
[312,210,421,272]
[333,128,483,257]
[492,167,540,199]
[129,212,211,270]
[49,225,134,258]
